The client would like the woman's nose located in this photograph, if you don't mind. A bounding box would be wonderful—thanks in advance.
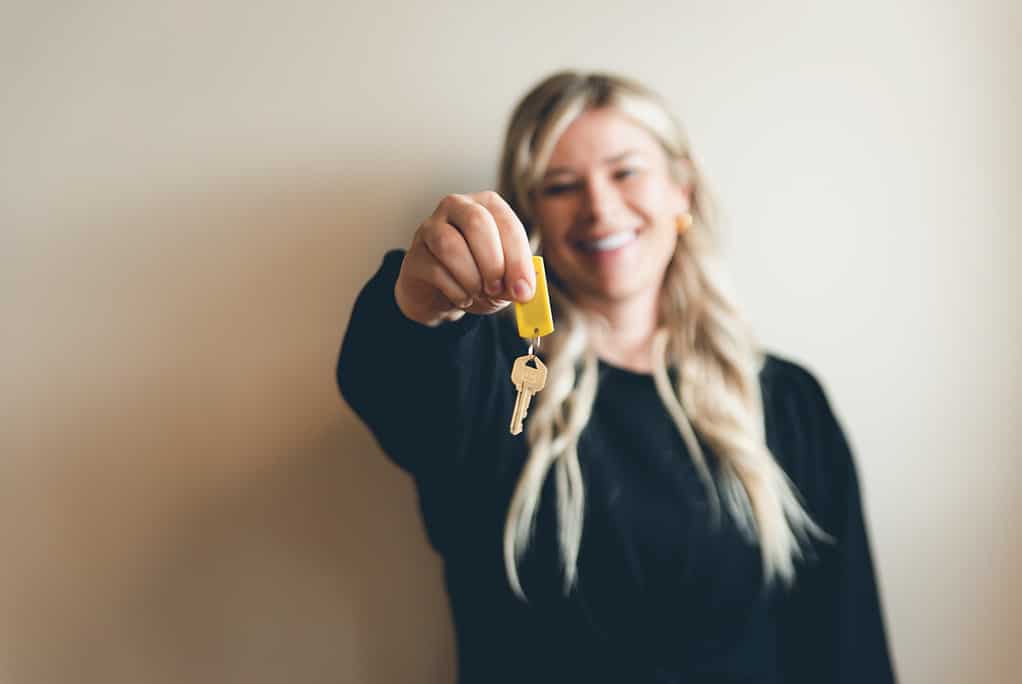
[582,174,623,224]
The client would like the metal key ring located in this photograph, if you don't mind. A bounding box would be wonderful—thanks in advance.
[526,331,541,357]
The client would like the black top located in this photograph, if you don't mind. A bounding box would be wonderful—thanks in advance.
[336,249,897,684]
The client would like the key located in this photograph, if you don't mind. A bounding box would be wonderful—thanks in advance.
[509,354,547,435]
[510,355,546,435]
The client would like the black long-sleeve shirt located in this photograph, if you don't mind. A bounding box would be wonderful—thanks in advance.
[336,249,897,684]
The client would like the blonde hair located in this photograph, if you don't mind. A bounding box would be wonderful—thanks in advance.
[496,71,830,601]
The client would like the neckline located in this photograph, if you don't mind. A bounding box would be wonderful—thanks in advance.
[597,357,652,377]
[597,357,679,380]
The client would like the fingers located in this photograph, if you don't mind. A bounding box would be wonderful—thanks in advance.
[470,191,535,302]
[439,192,534,303]
[438,193,508,299]
[417,241,473,308]
[414,192,535,320]
[419,214,483,304]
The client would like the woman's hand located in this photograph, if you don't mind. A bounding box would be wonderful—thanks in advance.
[395,192,536,327]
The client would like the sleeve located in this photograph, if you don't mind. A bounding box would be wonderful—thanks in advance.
[774,364,898,684]
[335,248,512,482]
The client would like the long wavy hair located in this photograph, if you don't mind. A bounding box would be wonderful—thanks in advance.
[496,71,830,601]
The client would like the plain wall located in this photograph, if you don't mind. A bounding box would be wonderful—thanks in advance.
[3,1,1019,682]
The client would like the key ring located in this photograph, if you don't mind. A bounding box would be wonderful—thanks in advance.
[526,330,541,357]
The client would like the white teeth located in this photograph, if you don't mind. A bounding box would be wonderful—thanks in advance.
[579,230,637,252]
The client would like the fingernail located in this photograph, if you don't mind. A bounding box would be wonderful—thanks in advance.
[485,279,503,296]
[512,279,533,301]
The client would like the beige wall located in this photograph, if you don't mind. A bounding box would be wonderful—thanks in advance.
[3,1,1019,682]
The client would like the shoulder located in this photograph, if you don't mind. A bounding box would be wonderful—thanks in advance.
[759,350,828,403]
[758,350,856,519]
[758,350,840,439]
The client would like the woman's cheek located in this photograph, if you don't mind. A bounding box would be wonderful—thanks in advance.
[541,208,574,241]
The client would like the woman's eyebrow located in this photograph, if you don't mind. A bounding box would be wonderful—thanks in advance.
[543,150,642,178]
[603,149,641,164]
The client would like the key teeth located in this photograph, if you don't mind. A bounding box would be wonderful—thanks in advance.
[510,404,530,436]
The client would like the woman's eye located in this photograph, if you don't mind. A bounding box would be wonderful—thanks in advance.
[542,183,579,196]
[614,168,638,180]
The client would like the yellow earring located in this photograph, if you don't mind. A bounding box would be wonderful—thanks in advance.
[676,212,693,234]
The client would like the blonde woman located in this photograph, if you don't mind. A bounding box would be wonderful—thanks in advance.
[337,71,896,683]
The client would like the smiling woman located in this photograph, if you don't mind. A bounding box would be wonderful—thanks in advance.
[527,109,687,330]
[336,70,897,683]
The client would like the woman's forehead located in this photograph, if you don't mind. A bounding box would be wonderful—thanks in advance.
[546,108,662,169]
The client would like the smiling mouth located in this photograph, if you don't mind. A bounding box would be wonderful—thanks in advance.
[575,229,639,252]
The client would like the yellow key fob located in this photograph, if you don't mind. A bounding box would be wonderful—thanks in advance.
[514,256,555,338]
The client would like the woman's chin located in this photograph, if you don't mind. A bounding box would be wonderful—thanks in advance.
[576,273,643,303]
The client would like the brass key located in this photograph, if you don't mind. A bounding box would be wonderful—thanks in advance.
[509,354,547,435]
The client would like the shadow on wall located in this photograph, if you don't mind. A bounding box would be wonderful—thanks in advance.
[135,415,457,684]
[7,163,469,684]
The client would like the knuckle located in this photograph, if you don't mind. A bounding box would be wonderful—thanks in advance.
[426,263,453,289]
[479,190,502,205]
[511,264,528,283]
[416,221,440,249]
[425,226,461,260]
[414,218,436,239]
[479,262,501,283]
[519,259,535,281]
[460,204,493,235]
[437,193,463,213]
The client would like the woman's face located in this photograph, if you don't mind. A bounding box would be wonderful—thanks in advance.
[531,107,691,308]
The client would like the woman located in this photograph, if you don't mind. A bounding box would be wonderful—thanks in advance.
[337,71,896,683]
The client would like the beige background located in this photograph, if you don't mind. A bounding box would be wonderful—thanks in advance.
[3,1,1019,682]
